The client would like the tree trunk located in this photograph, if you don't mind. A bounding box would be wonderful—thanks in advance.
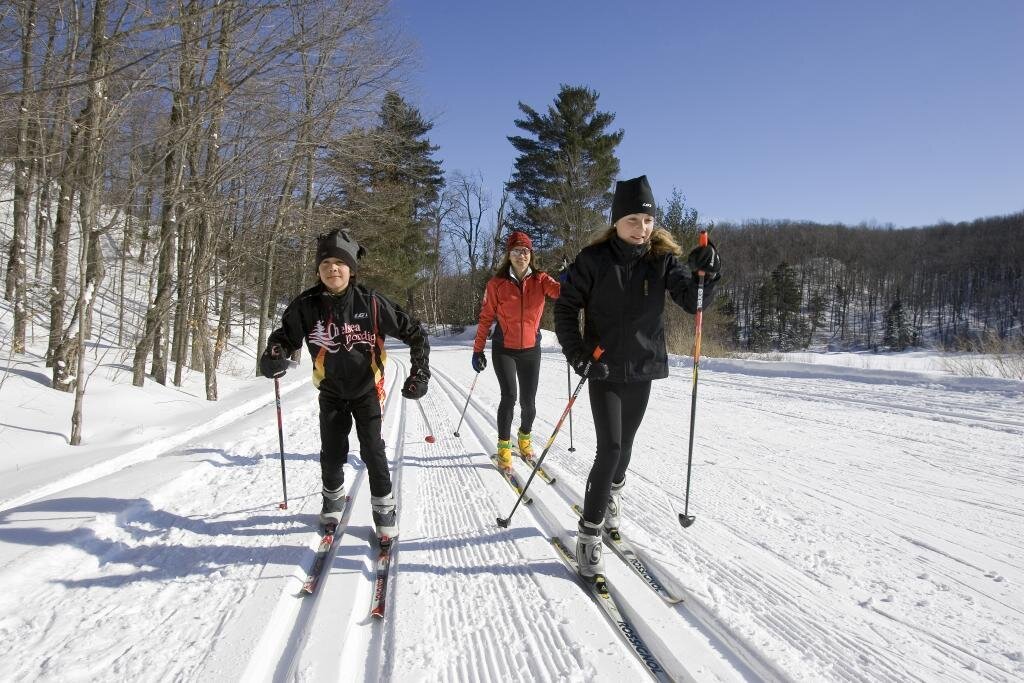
[70,0,109,446]
[7,0,38,356]
[256,155,299,367]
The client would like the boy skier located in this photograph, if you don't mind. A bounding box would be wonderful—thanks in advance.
[259,229,430,540]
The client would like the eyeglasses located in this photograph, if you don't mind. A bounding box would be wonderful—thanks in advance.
[510,248,530,256]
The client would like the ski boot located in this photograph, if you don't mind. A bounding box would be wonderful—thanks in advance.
[517,430,535,459]
[576,518,605,581]
[496,439,513,470]
[320,484,346,526]
[371,491,398,541]
[604,478,625,541]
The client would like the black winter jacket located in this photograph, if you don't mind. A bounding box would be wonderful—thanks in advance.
[554,234,717,383]
[268,282,429,401]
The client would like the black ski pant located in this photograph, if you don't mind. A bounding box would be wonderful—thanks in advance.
[319,390,392,498]
[491,345,541,441]
[581,379,652,525]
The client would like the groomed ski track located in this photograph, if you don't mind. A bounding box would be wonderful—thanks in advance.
[1,340,1022,681]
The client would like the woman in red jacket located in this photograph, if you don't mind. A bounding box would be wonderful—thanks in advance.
[473,231,560,469]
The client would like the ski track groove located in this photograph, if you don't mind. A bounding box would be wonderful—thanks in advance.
[430,359,729,682]
[390,370,581,681]
[432,348,1024,682]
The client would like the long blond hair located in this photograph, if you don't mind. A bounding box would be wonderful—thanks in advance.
[589,226,682,257]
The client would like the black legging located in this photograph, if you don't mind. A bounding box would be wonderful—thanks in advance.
[319,391,392,498]
[491,345,541,441]
[581,379,652,525]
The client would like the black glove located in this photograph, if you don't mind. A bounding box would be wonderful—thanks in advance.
[570,351,609,381]
[401,369,429,400]
[471,351,487,373]
[259,343,289,379]
[687,241,721,278]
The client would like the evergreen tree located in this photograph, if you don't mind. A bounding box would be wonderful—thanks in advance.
[771,261,805,350]
[749,280,775,351]
[507,84,623,254]
[658,188,699,246]
[883,295,914,350]
[343,92,444,309]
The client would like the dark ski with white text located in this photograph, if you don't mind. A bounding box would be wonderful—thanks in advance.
[572,504,682,604]
[551,536,674,681]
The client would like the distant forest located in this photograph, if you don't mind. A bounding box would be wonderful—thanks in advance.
[706,213,1023,352]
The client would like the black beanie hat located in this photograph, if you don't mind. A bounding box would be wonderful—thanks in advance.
[611,175,656,225]
[316,229,365,272]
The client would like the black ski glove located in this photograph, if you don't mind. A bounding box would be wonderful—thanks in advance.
[471,351,487,373]
[570,351,609,381]
[259,343,290,379]
[686,241,721,279]
[401,368,429,400]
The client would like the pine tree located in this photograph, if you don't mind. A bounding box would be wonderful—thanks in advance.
[772,261,805,350]
[344,92,444,309]
[883,295,914,350]
[658,188,699,246]
[507,84,623,254]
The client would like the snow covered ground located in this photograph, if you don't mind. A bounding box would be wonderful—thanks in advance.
[1,313,1022,681]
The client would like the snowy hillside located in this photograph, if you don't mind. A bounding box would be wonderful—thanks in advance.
[1,315,1022,681]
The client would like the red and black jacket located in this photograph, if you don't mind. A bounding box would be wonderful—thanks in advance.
[474,269,560,352]
[268,282,429,402]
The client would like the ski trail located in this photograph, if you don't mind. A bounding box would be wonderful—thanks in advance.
[430,363,749,682]
[386,361,641,681]
[0,387,328,682]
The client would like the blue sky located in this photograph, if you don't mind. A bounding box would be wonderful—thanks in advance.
[390,1,1023,227]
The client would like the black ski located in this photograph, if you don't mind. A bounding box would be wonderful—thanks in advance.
[301,496,351,595]
[551,536,673,681]
[572,504,682,604]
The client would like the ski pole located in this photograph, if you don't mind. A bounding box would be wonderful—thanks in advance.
[274,377,289,510]
[453,372,480,438]
[566,360,576,452]
[497,346,603,528]
[560,254,576,453]
[680,230,708,529]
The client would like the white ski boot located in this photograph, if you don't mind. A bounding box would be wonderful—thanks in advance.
[320,484,346,526]
[371,491,398,541]
[604,478,625,541]
[576,518,605,580]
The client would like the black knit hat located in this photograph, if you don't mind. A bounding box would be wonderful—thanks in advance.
[316,229,365,272]
[611,175,656,225]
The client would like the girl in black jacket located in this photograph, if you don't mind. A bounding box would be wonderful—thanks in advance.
[554,176,720,581]
[259,229,430,542]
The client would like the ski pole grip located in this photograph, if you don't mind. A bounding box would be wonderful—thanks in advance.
[696,230,709,278]
[592,346,604,360]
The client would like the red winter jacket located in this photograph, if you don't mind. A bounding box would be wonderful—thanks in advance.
[474,269,560,352]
